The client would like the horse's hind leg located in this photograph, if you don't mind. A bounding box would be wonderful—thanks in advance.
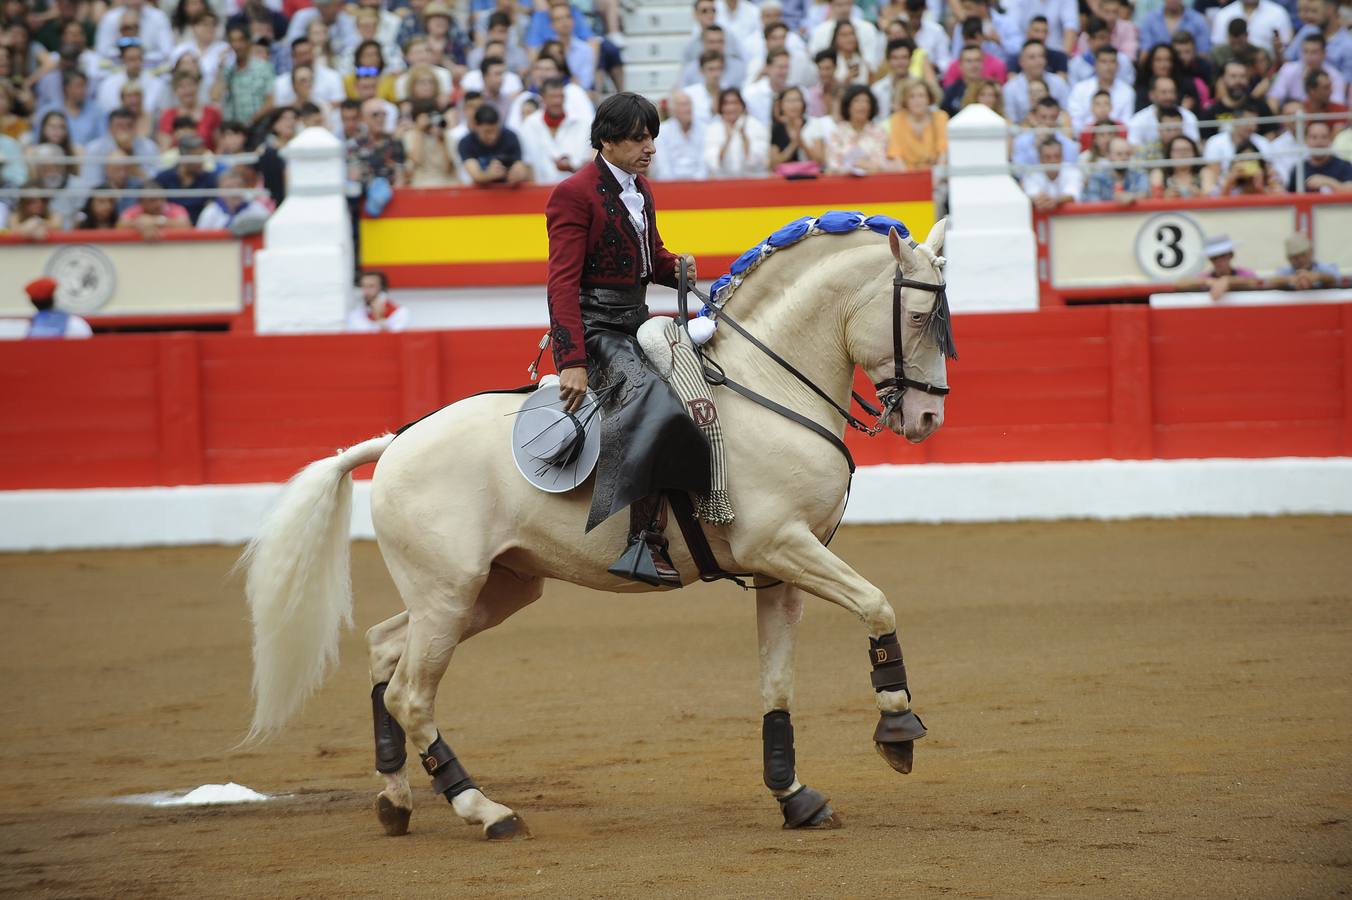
[367,612,412,835]
[756,582,841,829]
[382,565,542,841]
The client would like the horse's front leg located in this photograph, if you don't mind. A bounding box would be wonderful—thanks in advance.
[756,581,841,828]
[745,530,927,775]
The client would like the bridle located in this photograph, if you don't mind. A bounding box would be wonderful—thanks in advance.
[679,259,952,472]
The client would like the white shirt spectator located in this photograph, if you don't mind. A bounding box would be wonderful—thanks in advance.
[801,114,839,156]
[1003,72,1071,124]
[171,40,230,100]
[196,197,271,230]
[505,84,594,130]
[1067,49,1135,87]
[95,6,174,64]
[285,8,361,57]
[910,16,952,72]
[748,34,817,88]
[518,109,593,185]
[1263,129,1299,186]
[653,117,708,180]
[1066,78,1134,130]
[1022,165,1083,201]
[273,63,347,106]
[809,15,884,68]
[704,114,770,177]
[682,81,719,126]
[1210,0,1294,54]
[460,69,525,99]
[717,0,766,72]
[742,76,784,126]
[1203,129,1274,175]
[1127,104,1201,146]
[96,70,169,115]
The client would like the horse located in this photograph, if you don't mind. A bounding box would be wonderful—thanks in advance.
[241,216,954,840]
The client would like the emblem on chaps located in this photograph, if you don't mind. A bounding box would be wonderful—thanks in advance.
[687,398,717,427]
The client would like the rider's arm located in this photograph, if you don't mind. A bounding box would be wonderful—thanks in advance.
[544,179,590,370]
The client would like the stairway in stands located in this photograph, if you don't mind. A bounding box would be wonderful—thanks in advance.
[621,1,689,101]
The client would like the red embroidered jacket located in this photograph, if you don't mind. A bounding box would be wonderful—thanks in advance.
[544,154,681,370]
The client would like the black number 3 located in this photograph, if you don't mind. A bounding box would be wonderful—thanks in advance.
[1155,224,1184,269]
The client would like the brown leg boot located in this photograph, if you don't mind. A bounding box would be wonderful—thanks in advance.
[606,495,682,588]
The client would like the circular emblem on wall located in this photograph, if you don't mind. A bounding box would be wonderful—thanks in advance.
[1134,212,1207,282]
[43,244,117,314]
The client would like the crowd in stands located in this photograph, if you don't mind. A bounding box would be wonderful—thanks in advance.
[2,0,1351,237]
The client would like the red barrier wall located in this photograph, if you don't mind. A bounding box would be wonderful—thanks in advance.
[2,303,1349,490]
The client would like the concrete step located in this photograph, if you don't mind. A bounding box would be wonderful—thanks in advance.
[622,6,693,35]
[625,61,681,94]
[624,33,690,63]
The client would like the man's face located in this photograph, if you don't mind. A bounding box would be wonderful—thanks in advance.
[1307,122,1331,155]
[229,29,249,57]
[293,40,313,66]
[1300,39,1325,70]
[1233,115,1256,142]
[532,57,559,86]
[1038,141,1062,166]
[1174,39,1194,65]
[768,54,789,85]
[362,99,385,134]
[887,45,911,75]
[959,48,982,81]
[766,27,786,52]
[219,129,245,152]
[1296,0,1319,25]
[602,130,655,175]
[703,29,725,54]
[1309,72,1332,104]
[1101,0,1119,24]
[672,90,693,126]
[318,1,339,23]
[1035,104,1058,129]
[62,21,84,48]
[1229,29,1248,51]
[66,75,86,103]
[550,6,572,40]
[340,106,360,135]
[484,63,505,94]
[105,160,130,183]
[1090,92,1111,120]
[1020,43,1045,77]
[1288,248,1313,269]
[474,119,502,145]
[1088,28,1110,51]
[542,84,565,117]
[1222,61,1248,94]
[695,0,716,28]
[1024,19,1047,42]
[109,116,133,144]
[1108,137,1132,163]
[704,58,725,86]
[142,194,164,214]
[355,75,377,99]
[1150,77,1178,107]
[1095,50,1118,82]
[1158,115,1183,143]
[122,46,143,76]
[360,275,383,303]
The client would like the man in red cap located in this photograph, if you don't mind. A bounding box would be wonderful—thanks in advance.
[24,278,93,339]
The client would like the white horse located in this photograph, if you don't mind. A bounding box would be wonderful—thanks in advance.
[242,219,952,840]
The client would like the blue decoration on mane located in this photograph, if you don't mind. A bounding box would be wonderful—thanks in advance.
[700,211,912,319]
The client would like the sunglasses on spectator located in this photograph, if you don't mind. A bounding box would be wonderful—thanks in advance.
[355,66,380,77]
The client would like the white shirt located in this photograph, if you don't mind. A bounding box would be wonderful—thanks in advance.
[96,70,168,115]
[1066,78,1135,130]
[1203,129,1274,175]
[743,77,790,126]
[1127,104,1201,146]
[1210,0,1294,53]
[95,6,174,64]
[518,109,593,186]
[506,83,594,131]
[196,199,271,231]
[911,17,952,72]
[1022,166,1084,201]
[703,114,770,178]
[273,63,347,106]
[600,154,649,276]
[682,82,718,126]
[171,40,230,101]
[460,70,524,99]
[1002,72,1071,124]
[717,0,766,73]
[653,118,708,181]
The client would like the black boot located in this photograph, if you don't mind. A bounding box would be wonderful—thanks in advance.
[607,495,682,587]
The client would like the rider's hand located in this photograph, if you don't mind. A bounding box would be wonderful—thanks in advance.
[682,255,697,283]
[558,366,588,412]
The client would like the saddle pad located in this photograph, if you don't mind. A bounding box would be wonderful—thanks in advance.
[637,318,735,525]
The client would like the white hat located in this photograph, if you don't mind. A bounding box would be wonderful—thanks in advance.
[511,377,602,493]
[1203,233,1236,257]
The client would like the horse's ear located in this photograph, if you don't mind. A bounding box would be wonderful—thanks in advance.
[925,218,947,255]
[889,226,919,272]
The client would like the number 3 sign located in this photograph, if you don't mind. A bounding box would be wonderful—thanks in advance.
[1134,212,1206,281]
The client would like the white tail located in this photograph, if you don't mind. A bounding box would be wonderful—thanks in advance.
[240,434,394,741]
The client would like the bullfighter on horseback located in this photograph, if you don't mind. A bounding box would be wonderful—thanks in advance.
[543,91,711,588]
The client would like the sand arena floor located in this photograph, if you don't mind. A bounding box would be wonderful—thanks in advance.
[0,518,1349,899]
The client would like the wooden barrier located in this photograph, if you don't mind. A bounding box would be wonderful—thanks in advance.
[2,302,1348,490]
[359,174,935,288]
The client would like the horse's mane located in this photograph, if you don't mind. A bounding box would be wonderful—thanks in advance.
[703,210,956,360]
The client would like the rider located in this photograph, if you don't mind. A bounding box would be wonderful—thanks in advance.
[544,92,711,588]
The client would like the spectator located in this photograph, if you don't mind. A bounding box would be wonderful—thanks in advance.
[1074,0,1138,59]
[276,37,347,106]
[0,127,26,187]
[395,39,454,107]
[946,0,1012,66]
[1140,0,1211,57]
[216,120,250,166]
[506,54,592,129]
[1272,32,1346,104]
[22,276,92,339]
[961,77,1005,116]
[518,78,590,185]
[172,12,230,94]
[1201,59,1272,139]
[653,89,708,180]
[100,151,146,215]
[118,184,191,236]
[682,24,746,89]
[7,183,63,238]
[1012,97,1078,166]
[940,44,984,116]
[253,106,296,202]
[97,38,168,116]
[809,0,884,70]
[1211,17,1256,71]
[1219,140,1283,194]
[1179,233,1260,300]
[1203,112,1271,175]
[31,37,89,111]
[758,20,817,87]
[95,0,174,66]
[1155,134,1216,196]
[887,77,947,169]
[81,107,158,186]
[1084,135,1148,201]
[1023,137,1082,207]
[716,0,765,68]
[827,83,895,174]
[281,64,334,125]
[873,38,920,120]
[196,166,270,230]
[342,40,398,100]
[1287,119,1352,191]
[351,0,404,69]
[157,70,221,150]
[0,80,26,143]
[398,100,455,186]
[903,0,952,72]
[27,142,81,225]
[1004,39,1070,125]
[1068,46,1133,130]
[704,87,770,177]
[214,24,275,130]
[32,110,79,168]
[1271,232,1339,288]
[744,49,794,126]
[1013,15,1069,75]
[1210,0,1294,55]
[285,0,359,60]
[462,55,520,121]
[1136,44,1205,114]
[768,85,825,169]
[1128,77,1201,146]
[153,134,217,223]
[119,81,158,142]
[529,2,626,93]
[1305,70,1347,126]
[446,91,476,178]
[1172,31,1216,99]
[37,70,103,146]
[683,50,726,125]
[77,191,123,229]
[1068,17,1134,86]
[941,18,1007,88]
[348,271,410,332]
[831,20,872,86]
[1079,112,1120,165]
[421,3,470,74]
[547,2,598,93]
[467,12,529,75]
[1286,0,1351,85]
[459,102,527,184]
[170,0,209,45]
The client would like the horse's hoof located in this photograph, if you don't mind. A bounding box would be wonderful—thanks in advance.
[779,785,836,829]
[376,794,411,837]
[794,804,843,829]
[485,814,533,841]
[875,739,914,774]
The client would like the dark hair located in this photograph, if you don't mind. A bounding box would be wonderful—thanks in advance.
[702,23,725,36]
[61,69,87,88]
[360,270,389,289]
[78,189,121,229]
[765,47,789,65]
[540,76,566,93]
[830,18,857,52]
[290,36,310,51]
[1092,89,1111,102]
[1021,38,1045,54]
[590,91,660,150]
[1094,43,1118,60]
[1302,32,1326,48]
[1166,134,1200,173]
[1170,28,1194,46]
[699,49,725,68]
[473,103,500,125]
[481,53,505,74]
[172,0,200,33]
[487,11,511,30]
[1085,16,1109,37]
[108,106,135,124]
[959,43,984,59]
[839,83,878,120]
[905,0,925,10]
[1029,14,1048,25]
[220,119,248,134]
[226,23,248,41]
[1037,135,1063,153]
[462,89,483,104]
[773,85,806,121]
[1226,17,1247,37]
[1157,104,1183,121]
[717,87,746,114]
[171,114,196,130]
[960,16,982,41]
[1306,118,1332,136]
[764,21,788,38]
[813,48,835,65]
[298,101,321,117]
[1305,68,1330,91]
[355,39,384,69]
[1035,95,1060,111]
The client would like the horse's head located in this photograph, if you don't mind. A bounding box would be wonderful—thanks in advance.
[852,219,954,444]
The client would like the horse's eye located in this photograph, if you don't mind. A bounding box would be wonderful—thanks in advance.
[909,312,924,324]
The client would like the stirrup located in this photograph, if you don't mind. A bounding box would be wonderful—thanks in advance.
[607,536,680,587]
